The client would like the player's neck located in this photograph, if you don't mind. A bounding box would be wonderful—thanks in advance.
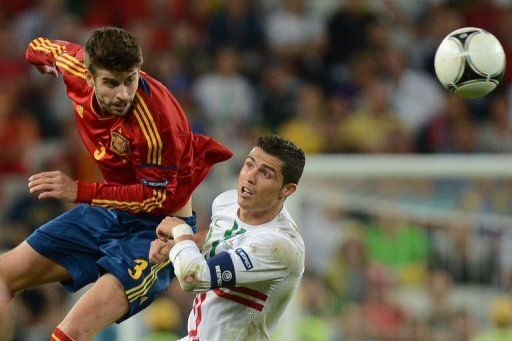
[238,204,283,226]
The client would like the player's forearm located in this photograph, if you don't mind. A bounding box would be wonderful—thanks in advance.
[76,180,186,215]
[169,240,211,292]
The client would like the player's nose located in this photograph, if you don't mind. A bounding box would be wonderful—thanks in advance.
[246,168,257,184]
[117,86,131,101]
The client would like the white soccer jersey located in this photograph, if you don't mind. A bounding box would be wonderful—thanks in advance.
[170,190,305,341]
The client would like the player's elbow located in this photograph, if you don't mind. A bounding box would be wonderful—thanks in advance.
[174,261,207,292]
[177,272,198,292]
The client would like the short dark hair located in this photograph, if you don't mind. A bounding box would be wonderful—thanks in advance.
[256,135,305,185]
[85,27,143,74]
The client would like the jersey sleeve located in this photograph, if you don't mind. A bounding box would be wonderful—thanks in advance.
[26,37,88,98]
[169,231,301,292]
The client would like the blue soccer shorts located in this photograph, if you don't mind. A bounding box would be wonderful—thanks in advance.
[26,204,197,322]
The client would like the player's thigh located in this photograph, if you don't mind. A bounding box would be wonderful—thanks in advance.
[0,241,70,293]
[57,273,128,340]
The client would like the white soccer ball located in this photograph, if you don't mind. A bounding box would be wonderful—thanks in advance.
[434,27,506,98]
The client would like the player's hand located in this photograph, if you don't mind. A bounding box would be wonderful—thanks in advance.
[156,216,187,239]
[34,64,58,79]
[149,237,175,264]
[28,171,77,202]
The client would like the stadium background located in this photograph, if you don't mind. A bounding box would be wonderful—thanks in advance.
[2,0,512,340]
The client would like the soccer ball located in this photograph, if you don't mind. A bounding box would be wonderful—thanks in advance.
[434,27,506,98]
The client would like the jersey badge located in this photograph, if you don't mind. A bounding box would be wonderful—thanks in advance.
[235,248,254,270]
[141,179,168,188]
[110,131,130,156]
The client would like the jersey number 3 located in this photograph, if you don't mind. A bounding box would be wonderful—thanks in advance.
[128,259,148,280]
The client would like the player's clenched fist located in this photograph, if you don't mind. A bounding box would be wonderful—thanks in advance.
[28,171,77,202]
[156,216,190,240]
[149,238,175,264]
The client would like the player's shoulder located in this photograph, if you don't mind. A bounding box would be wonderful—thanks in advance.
[253,222,303,251]
[134,72,188,129]
[212,190,238,214]
[245,228,304,272]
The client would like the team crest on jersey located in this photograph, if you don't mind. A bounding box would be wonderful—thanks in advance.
[110,131,130,156]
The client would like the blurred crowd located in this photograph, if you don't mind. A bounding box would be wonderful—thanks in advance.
[299,177,512,340]
[1,0,512,339]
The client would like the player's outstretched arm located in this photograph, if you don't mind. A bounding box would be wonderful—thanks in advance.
[28,171,77,202]
[160,216,301,293]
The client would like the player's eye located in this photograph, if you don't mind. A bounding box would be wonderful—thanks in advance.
[104,80,117,87]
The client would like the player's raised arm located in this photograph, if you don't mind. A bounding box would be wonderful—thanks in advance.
[26,38,87,91]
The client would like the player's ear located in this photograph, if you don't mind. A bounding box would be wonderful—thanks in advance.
[85,69,94,87]
[279,183,296,199]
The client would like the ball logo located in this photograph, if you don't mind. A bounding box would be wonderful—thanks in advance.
[222,271,232,282]
[434,26,506,98]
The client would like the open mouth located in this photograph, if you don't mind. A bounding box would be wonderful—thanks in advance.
[241,186,254,197]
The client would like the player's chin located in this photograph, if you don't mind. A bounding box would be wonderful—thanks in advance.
[110,108,128,116]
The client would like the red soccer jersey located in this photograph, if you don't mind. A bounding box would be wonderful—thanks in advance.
[26,37,233,216]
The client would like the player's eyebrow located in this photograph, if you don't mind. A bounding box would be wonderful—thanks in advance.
[125,72,138,79]
[247,156,277,176]
[261,164,277,176]
[103,72,138,82]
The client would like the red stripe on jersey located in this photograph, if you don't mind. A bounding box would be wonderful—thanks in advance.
[229,286,268,302]
[189,292,207,339]
[213,288,264,311]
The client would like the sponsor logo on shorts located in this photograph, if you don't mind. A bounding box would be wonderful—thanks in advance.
[235,248,254,270]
